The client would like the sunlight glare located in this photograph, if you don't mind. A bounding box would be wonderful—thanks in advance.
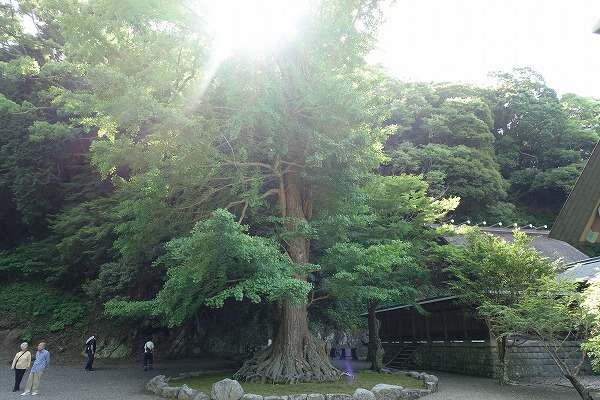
[208,0,310,61]
[188,0,311,105]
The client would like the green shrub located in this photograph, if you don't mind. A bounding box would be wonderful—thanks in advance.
[0,282,90,334]
[21,328,33,342]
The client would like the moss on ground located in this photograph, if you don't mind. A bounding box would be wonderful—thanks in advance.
[177,371,422,396]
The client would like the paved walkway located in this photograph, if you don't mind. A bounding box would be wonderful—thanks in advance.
[0,360,584,400]
[0,358,235,400]
[424,372,581,400]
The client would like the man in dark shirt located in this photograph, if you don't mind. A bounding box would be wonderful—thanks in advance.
[85,334,97,371]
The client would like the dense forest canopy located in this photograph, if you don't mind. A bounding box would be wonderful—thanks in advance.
[1,0,599,382]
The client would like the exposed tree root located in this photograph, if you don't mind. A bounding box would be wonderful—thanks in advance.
[234,333,341,384]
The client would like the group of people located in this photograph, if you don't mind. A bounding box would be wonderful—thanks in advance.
[10,342,49,396]
[9,335,156,396]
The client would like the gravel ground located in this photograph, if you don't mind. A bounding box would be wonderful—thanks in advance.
[0,358,588,400]
[0,358,236,400]
[424,372,583,400]
[534,375,600,391]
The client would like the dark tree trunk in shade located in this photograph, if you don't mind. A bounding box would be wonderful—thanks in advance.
[234,165,340,383]
[368,302,384,372]
[565,374,592,400]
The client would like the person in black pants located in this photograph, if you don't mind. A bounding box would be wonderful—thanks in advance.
[85,335,97,371]
[143,339,155,371]
[11,342,31,392]
[14,368,27,392]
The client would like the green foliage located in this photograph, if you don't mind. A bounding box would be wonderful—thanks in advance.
[21,329,33,343]
[481,276,592,393]
[480,278,589,342]
[0,0,599,371]
[582,279,600,373]
[492,68,598,223]
[0,282,90,333]
[362,175,459,241]
[561,93,600,137]
[388,143,506,215]
[105,209,313,326]
[28,121,73,142]
[583,335,600,372]
[0,239,61,279]
[323,240,424,306]
[446,229,592,391]
[384,69,599,224]
[384,81,505,217]
[319,175,456,333]
[447,229,558,308]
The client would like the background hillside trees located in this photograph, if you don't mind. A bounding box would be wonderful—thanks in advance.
[0,0,599,376]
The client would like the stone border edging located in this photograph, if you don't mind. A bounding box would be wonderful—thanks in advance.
[146,371,438,400]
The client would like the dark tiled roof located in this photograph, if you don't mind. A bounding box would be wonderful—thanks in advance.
[558,257,600,282]
[550,141,600,245]
[444,227,588,264]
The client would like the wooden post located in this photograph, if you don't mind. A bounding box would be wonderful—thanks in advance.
[411,310,416,341]
[463,308,469,340]
[442,312,449,342]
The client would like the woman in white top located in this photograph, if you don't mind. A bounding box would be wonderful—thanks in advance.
[11,342,31,392]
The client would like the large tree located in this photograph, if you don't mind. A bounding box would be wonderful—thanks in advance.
[45,0,390,383]
[483,278,593,399]
[491,68,599,222]
[321,175,456,371]
[446,229,559,383]
[383,81,507,219]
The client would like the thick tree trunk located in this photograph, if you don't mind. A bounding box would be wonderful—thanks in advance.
[234,301,339,383]
[491,332,509,384]
[368,302,384,371]
[547,348,592,400]
[565,374,593,400]
[234,165,340,383]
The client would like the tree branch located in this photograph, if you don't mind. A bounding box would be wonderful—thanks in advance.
[222,160,277,172]
[225,199,246,209]
[238,200,249,223]
[308,294,330,307]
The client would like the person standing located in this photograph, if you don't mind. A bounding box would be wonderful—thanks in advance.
[11,342,31,392]
[84,335,97,371]
[21,342,49,396]
[143,339,154,371]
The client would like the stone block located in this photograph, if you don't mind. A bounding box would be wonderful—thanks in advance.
[243,394,264,400]
[212,379,244,400]
[405,372,421,380]
[194,393,210,400]
[288,394,307,400]
[399,389,431,400]
[307,394,325,400]
[146,375,168,394]
[353,388,375,400]
[371,384,404,400]
[179,385,199,400]
[326,394,352,400]
[424,382,437,392]
[162,386,181,399]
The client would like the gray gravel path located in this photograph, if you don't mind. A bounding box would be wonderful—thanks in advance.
[0,358,235,400]
[424,372,582,400]
[0,359,586,400]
